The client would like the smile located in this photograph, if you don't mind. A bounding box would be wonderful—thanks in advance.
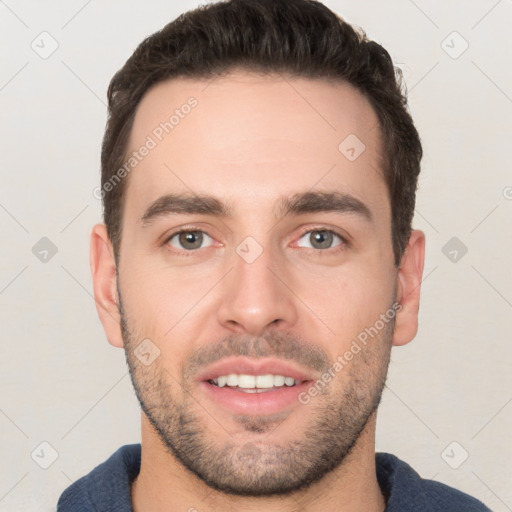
[209,373,302,392]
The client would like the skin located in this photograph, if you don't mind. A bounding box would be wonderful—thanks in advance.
[90,70,425,512]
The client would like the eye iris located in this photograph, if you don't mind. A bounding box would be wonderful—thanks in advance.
[310,230,333,249]
[179,231,203,250]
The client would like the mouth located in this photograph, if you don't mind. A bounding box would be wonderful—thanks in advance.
[196,357,315,416]
[209,373,303,393]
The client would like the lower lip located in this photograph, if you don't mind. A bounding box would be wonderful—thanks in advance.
[199,381,311,416]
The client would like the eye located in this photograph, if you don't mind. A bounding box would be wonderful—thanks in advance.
[296,229,344,250]
[167,230,214,251]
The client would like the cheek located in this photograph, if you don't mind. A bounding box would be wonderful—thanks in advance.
[310,260,393,301]
[295,263,396,343]
[119,260,176,342]
[119,258,219,359]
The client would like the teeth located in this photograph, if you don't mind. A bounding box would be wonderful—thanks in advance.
[211,374,301,389]
[273,375,285,386]
[256,374,274,388]
[226,374,238,386]
[238,375,256,388]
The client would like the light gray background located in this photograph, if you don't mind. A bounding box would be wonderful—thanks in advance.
[1,1,511,510]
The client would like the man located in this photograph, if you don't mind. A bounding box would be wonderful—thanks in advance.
[57,0,491,510]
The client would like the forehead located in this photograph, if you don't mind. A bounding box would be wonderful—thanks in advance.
[122,70,388,224]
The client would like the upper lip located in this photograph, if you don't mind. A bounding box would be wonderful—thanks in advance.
[195,356,317,383]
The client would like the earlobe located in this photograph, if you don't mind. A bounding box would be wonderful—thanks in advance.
[90,223,124,348]
[392,230,426,347]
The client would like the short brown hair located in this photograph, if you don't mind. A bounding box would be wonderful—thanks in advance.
[101,0,422,267]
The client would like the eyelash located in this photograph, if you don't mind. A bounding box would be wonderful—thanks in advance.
[163,226,349,256]
[163,228,215,258]
[295,226,349,253]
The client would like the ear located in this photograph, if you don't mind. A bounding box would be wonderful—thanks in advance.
[90,223,124,348]
[392,229,426,347]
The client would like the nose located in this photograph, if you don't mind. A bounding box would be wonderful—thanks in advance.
[216,244,299,336]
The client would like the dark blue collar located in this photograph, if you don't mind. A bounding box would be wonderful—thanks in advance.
[57,444,491,511]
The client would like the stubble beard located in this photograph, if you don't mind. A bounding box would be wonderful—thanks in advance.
[119,295,394,497]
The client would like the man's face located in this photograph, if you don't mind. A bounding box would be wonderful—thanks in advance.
[116,71,399,495]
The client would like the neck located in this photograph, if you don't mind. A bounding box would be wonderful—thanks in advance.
[131,413,386,512]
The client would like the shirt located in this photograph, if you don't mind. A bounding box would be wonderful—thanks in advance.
[57,444,491,511]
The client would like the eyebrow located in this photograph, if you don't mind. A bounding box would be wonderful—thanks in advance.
[139,190,373,227]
